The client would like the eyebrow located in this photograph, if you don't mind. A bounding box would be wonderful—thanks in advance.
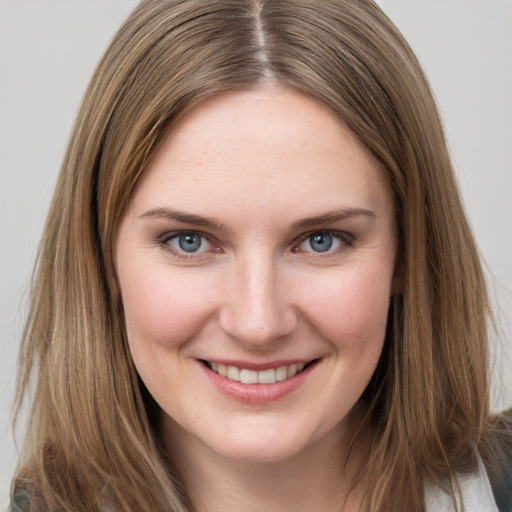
[140,206,375,232]
[139,207,227,231]
[289,207,376,231]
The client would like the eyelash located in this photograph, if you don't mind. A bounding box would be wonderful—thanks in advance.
[157,231,219,261]
[293,230,354,256]
[157,229,354,261]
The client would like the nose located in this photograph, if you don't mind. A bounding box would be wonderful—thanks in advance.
[219,250,297,349]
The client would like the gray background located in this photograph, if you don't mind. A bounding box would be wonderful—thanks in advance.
[1,0,511,506]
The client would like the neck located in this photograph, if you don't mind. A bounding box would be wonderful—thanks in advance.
[164,406,370,512]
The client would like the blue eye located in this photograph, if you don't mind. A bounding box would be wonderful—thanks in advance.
[309,233,333,252]
[163,231,214,255]
[297,231,350,254]
[177,233,203,252]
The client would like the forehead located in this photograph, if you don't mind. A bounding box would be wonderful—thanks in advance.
[129,87,392,224]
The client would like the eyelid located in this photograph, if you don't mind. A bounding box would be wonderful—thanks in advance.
[156,228,353,260]
[158,230,222,259]
[292,229,354,254]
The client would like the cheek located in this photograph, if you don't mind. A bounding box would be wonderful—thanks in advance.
[119,263,219,348]
[297,264,392,351]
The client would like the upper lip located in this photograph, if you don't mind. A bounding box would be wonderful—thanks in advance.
[199,358,318,371]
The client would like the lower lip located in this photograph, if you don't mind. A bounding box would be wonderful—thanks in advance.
[199,360,319,403]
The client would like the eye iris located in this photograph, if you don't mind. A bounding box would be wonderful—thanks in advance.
[310,233,333,252]
[178,233,202,252]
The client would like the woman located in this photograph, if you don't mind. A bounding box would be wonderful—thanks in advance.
[10,0,512,511]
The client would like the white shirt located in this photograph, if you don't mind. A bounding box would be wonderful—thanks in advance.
[425,456,499,511]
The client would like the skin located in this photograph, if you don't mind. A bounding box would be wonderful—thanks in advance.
[115,87,397,511]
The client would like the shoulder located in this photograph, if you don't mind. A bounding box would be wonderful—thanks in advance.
[8,489,31,512]
[486,408,512,512]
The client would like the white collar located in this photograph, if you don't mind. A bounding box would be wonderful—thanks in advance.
[425,455,499,511]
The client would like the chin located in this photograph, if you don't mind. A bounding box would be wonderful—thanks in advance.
[200,423,318,465]
[215,440,307,465]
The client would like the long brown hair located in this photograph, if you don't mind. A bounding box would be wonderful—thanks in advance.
[12,0,499,510]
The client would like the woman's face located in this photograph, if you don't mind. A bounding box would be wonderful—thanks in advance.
[115,87,397,464]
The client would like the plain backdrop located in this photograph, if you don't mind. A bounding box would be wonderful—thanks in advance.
[1,0,511,506]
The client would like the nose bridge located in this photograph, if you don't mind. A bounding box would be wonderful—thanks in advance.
[220,248,295,347]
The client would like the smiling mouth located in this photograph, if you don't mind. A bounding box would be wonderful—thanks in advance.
[203,360,316,384]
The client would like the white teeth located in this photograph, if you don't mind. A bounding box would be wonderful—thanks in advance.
[275,366,288,381]
[226,365,240,381]
[258,369,276,384]
[287,364,298,378]
[208,361,310,384]
[240,369,258,384]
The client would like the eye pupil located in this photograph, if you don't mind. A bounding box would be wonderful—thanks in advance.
[310,233,333,252]
[178,233,202,252]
